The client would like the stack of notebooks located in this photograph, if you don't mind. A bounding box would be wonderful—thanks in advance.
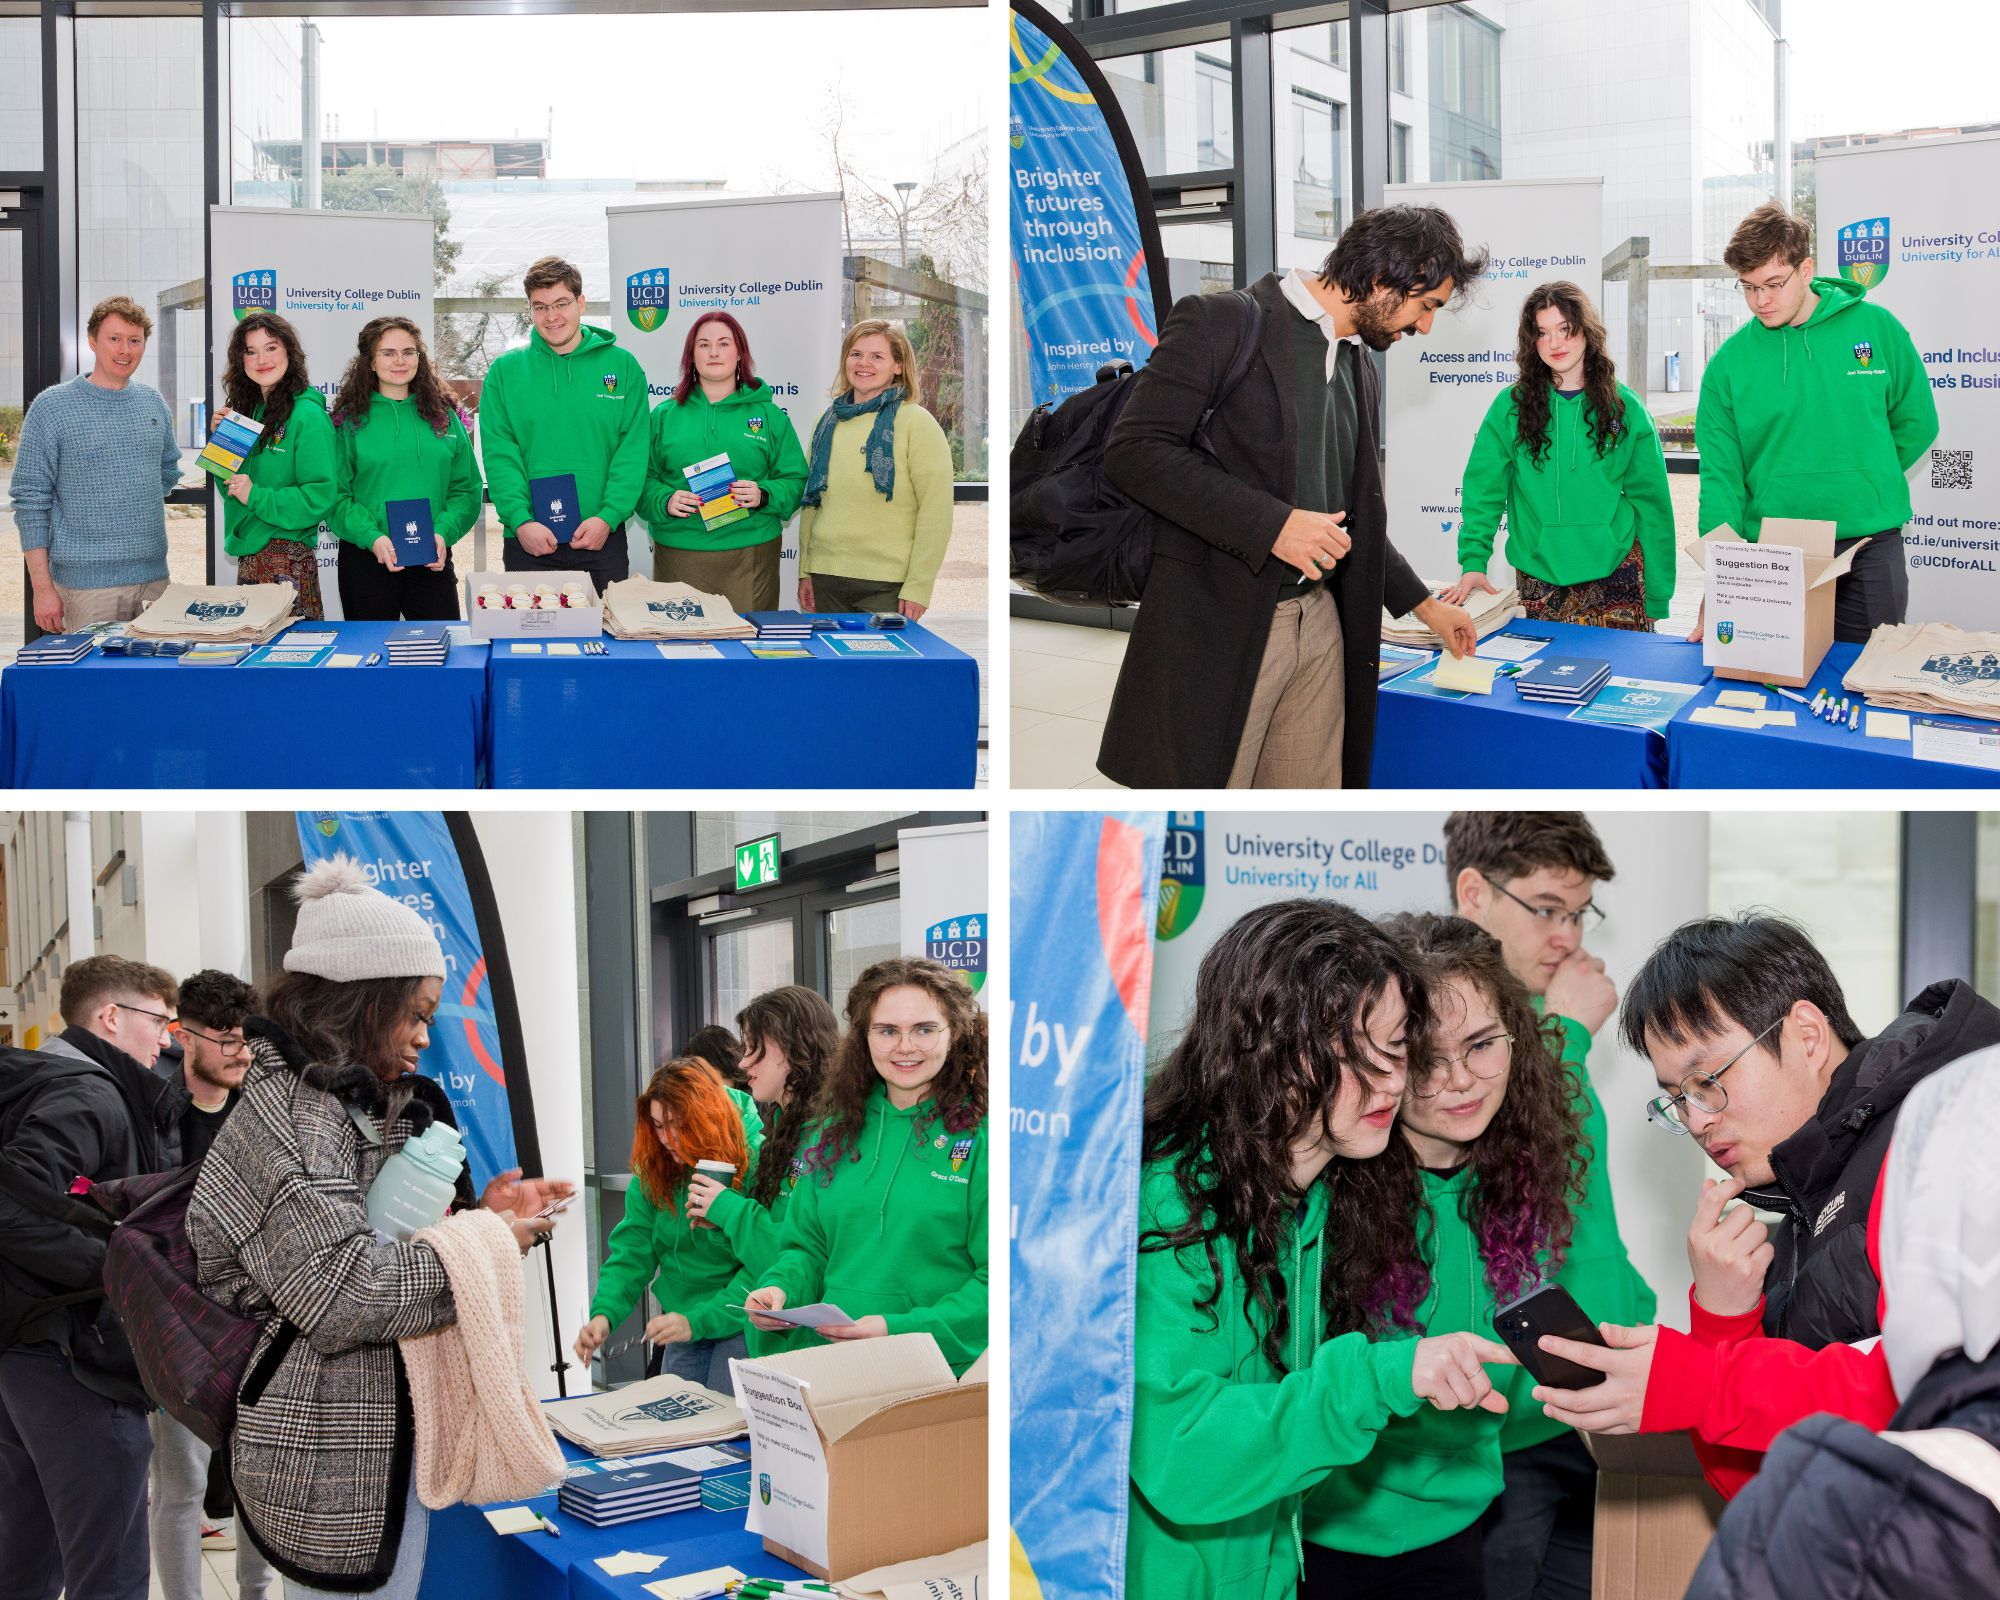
[601,579,757,642]
[16,632,98,665]
[1514,655,1612,705]
[746,611,840,642]
[127,583,296,646]
[386,624,452,666]
[557,1444,752,1527]
[1381,582,1520,649]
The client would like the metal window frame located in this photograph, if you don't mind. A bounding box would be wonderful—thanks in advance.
[1901,812,1977,1000]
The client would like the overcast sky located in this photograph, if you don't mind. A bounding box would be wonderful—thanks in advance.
[294,10,988,194]
[1769,0,1993,137]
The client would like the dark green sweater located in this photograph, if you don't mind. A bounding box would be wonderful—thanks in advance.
[1291,318,1359,519]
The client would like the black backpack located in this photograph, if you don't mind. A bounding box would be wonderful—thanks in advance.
[1010,288,1264,609]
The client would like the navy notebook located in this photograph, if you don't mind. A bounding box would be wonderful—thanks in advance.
[386,498,435,566]
[530,473,581,544]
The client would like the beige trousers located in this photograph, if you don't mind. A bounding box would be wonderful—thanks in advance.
[53,577,169,629]
[1226,583,1346,789]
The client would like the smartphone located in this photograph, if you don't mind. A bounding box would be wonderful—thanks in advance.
[532,1194,575,1221]
[1492,1284,1608,1389]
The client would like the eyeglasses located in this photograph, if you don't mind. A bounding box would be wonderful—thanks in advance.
[529,297,578,318]
[869,1023,945,1045]
[1412,1033,1513,1098]
[180,1024,247,1057]
[1482,875,1604,934]
[115,1001,178,1033]
[1736,267,1798,305]
[1645,1018,1782,1133]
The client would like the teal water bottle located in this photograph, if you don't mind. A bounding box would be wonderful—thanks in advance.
[366,1121,466,1241]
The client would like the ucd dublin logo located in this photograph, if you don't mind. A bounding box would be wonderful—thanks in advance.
[626,269,669,333]
[232,270,277,321]
[187,600,247,621]
[925,915,986,992]
[1716,620,1735,645]
[949,1135,975,1173]
[1853,341,1874,369]
[1010,114,1026,150]
[1837,218,1890,289]
[1158,812,1206,941]
[645,598,706,621]
[758,1473,771,1507]
[310,813,341,839]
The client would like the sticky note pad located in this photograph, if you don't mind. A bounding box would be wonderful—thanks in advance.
[1689,706,1765,730]
[1434,654,1498,694]
[645,1568,745,1600]
[327,653,365,668]
[1866,711,1912,741]
[547,642,583,657]
[1716,690,1767,711]
[1757,710,1797,727]
[509,642,544,655]
[596,1552,669,1576]
[482,1506,545,1535]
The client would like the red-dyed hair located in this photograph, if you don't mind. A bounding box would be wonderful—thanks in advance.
[672,312,756,405]
[629,1056,751,1212]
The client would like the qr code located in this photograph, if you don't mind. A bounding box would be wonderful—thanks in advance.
[1932,450,1973,490]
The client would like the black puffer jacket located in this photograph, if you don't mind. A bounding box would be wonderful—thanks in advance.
[0,1027,190,1404]
[1748,980,2000,1348]
[1687,1348,2000,1600]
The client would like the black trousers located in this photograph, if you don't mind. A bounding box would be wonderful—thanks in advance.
[502,526,631,591]
[1832,530,1908,644]
[335,540,462,622]
[0,1345,153,1600]
[1478,1431,1596,1600]
[1304,1523,1486,1600]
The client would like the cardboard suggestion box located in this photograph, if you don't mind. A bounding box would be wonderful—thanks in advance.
[1587,1431,1726,1600]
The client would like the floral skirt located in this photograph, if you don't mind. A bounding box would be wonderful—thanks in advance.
[1516,540,1650,632]
[237,536,325,620]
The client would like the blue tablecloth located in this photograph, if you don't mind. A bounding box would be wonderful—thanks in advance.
[1668,641,2000,789]
[1374,620,1708,790]
[484,619,980,789]
[0,622,489,788]
[418,1432,810,1600]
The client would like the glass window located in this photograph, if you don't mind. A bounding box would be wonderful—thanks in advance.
[1291,91,1342,243]
[1708,813,1903,1039]
[691,813,902,879]
[1102,41,1235,179]
[826,898,902,1005]
[1195,55,1233,171]
[1429,5,1502,181]
[0,16,39,170]
[1389,12,1411,95]
[1,225,20,414]
[1391,121,1412,186]
[1978,813,2000,1002]
[708,920,794,1028]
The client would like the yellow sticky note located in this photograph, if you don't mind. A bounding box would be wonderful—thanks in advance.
[1757,710,1797,727]
[1434,654,1498,694]
[597,1552,669,1576]
[645,1568,745,1600]
[1866,711,1912,741]
[1716,690,1767,711]
[1689,706,1765,730]
[509,642,544,655]
[482,1506,545,1535]
[327,653,365,668]
[547,642,583,657]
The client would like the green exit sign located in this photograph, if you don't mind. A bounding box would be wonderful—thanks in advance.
[735,833,781,891]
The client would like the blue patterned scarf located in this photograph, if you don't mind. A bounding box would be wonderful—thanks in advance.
[803,385,903,507]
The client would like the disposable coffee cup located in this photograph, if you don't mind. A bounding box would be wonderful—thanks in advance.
[691,1160,736,1227]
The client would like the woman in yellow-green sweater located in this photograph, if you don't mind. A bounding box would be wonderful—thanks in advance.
[218,312,335,619]
[797,320,955,620]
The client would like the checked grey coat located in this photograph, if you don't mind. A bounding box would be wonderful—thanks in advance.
[187,1022,475,1591]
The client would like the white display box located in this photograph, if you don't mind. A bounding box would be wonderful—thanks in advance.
[464,572,604,641]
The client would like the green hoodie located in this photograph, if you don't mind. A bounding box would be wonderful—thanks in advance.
[1301,1165,1506,1556]
[1459,382,1677,618]
[704,1125,811,1358]
[637,381,809,552]
[756,1088,986,1376]
[479,325,651,539]
[1127,1159,1426,1600]
[331,393,483,554]
[587,1096,766,1344]
[223,387,336,558]
[1500,1009,1657,1454]
[1696,275,1939,541]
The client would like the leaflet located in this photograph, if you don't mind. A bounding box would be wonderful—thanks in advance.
[683,452,750,532]
[199,409,264,479]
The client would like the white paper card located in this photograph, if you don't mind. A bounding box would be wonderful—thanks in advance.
[654,641,725,660]
[510,642,544,655]
[731,1361,830,1569]
[596,1551,669,1576]
[1716,690,1767,710]
[482,1506,545,1535]
[1866,711,1912,741]
[1704,541,1806,676]
[644,1567,745,1600]
[1912,719,2000,771]
[751,1302,856,1330]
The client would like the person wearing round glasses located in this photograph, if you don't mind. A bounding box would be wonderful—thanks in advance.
[1691,202,1938,645]
[1513,913,2000,1506]
[1442,812,1653,1600]
[744,957,986,1375]
[1301,913,1584,1600]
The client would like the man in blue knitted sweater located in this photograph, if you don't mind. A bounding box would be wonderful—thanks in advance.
[13,296,184,632]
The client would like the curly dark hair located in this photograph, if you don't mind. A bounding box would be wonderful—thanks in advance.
[737,986,839,1206]
[329,316,458,436]
[1322,913,1588,1338]
[221,312,311,449]
[1318,203,1490,308]
[808,958,986,1178]
[176,968,256,1032]
[1142,900,1428,1373]
[1512,282,1624,467]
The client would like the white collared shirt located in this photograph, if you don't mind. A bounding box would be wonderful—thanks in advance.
[1281,268,1363,380]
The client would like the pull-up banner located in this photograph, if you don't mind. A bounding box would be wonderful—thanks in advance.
[1010,810,1166,1600]
[294,811,521,1192]
[1009,0,1166,419]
